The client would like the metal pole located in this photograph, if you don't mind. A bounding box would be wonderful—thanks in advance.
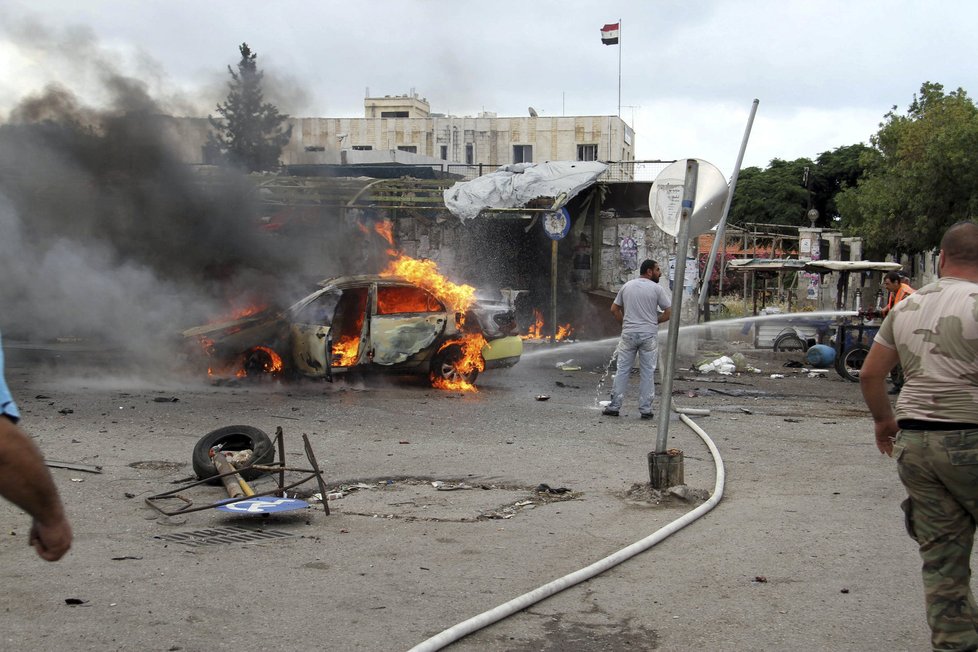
[617,18,622,119]
[550,239,558,342]
[698,99,759,315]
[655,160,698,454]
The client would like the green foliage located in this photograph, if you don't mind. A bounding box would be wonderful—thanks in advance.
[837,82,978,255]
[208,43,292,172]
[729,143,875,231]
[729,158,812,227]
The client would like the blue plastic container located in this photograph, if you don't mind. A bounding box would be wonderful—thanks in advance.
[805,343,836,367]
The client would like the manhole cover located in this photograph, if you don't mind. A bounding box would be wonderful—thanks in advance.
[154,526,295,547]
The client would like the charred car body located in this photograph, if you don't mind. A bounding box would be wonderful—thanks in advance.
[185,275,522,386]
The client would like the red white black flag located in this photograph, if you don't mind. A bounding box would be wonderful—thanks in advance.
[600,22,619,45]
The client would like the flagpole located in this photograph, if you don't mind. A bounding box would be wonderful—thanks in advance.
[617,18,622,118]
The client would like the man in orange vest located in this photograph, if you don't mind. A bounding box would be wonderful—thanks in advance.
[881,271,915,394]
[882,271,915,317]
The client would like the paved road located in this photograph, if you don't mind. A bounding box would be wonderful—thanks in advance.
[0,338,931,651]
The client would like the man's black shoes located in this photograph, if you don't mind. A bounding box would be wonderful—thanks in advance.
[640,412,654,420]
[602,408,620,417]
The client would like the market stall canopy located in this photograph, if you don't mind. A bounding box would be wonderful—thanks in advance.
[443,161,608,221]
[727,259,902,274]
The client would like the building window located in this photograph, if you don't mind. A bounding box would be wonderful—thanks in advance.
[351,145,373,151]
[381,111,409,118]
[513,145,532,163]
[397,145,417,154]
[304,145,325,152]
[465,144,474,165]
[440,145,448,160]
[577,144,599,161]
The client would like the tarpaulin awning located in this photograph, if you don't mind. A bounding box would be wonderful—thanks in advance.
[443,161,608,221]
[727,258,902,273]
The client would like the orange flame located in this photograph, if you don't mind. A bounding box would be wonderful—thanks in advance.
[521,309,545,340]
[207,345,283,379]
[521,309,573,341]
[331,335,360,367]
[555,323,574,340]
[374,221,394,245]
[382,254,476,313]
[431,334,487,393]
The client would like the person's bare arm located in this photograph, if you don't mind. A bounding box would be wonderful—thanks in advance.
[859,342,900,456]
[610,303,623,322]
[0,416,71,560]
[658,307,671,324]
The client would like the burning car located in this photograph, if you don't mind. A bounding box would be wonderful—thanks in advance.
[184,274,522,390]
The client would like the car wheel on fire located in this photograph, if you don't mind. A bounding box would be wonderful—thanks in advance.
[429,342,479,387]
[192,425,276,485]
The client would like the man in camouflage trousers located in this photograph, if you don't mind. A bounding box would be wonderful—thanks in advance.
[861,221,978,651]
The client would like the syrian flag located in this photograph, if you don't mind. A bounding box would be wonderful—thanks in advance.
[600,22,619,45]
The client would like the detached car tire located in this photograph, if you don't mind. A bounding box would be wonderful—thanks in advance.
[835,344,870,383]
[772,332,807,353]
[429,344,479,386]
[192,425,276,485]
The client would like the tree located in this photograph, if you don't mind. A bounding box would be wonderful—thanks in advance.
[837,82,978,255]
[728,158,813,227]
[208,43,292,172]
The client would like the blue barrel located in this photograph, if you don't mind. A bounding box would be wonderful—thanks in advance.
[805,344,836,367]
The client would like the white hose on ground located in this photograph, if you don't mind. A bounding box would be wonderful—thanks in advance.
[406,411,725,652]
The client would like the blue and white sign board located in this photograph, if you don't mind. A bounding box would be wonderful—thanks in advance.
[215,497,309,513]
[543,207,571,240]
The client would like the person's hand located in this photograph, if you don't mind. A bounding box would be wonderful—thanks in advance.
[874,419,899,456]
[29,515,72,561]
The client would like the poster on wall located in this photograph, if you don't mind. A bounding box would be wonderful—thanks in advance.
[668,256,700,297]
[619,235,638,271]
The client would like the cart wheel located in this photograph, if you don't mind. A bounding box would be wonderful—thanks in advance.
[773,332,807,353]
[836,344,870,382]
[192,425,275,485]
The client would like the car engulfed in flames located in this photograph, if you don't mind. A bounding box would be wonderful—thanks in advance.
[183,274,522,391]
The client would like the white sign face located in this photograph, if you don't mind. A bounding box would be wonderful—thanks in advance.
[649,159,728,237]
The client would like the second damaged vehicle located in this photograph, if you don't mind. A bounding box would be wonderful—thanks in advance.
[184,275,522,388]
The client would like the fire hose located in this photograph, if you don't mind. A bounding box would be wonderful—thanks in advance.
[406,408,726,652]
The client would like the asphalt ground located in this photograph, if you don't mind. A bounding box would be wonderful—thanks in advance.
[0,335,932,651]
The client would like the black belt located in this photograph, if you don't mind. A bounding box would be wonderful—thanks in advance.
[898,419,978,431]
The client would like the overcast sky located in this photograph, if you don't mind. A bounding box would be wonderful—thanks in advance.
[2,0,976,176]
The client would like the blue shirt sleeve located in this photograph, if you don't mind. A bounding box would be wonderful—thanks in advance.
[0,332,21,423]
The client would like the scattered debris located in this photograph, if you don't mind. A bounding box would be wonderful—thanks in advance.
[753,576,768,584]
[554,359,574,368]
[783,360,804,368]
[70,478,84,483]
[152,397,179,403]
[769,374,786,379]
[840,588,850,594]
[555,381,581,389]
[535,483,570,494]
[111,556,142,561]
[58,408,74,415]
[45,460,102,474]
[432,481,473,491]
[64,598,89,606]
[740,407,753,415]
[535,395,550,401]
[784,418,802,423]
